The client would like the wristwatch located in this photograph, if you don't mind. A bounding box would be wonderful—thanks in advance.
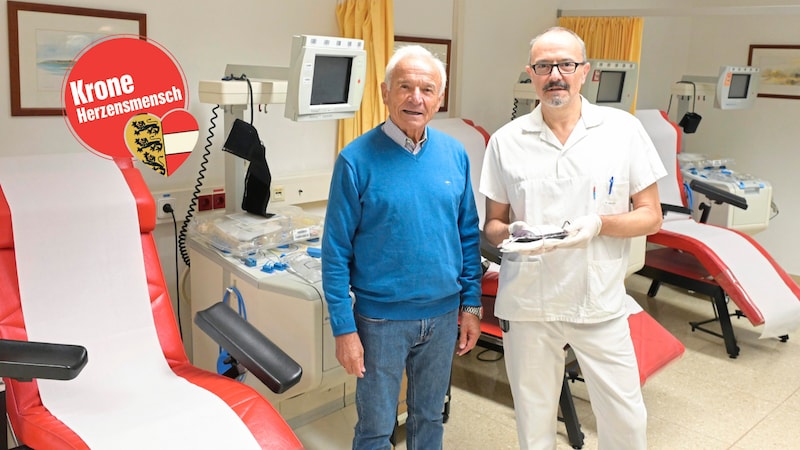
[460,305,483,320]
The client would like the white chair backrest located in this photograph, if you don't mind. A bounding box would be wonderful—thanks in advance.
[634,109,684,207]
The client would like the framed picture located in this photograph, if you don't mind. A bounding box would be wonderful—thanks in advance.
[7,1,147,116]
[394,36,451,112]
[748,45,800,100]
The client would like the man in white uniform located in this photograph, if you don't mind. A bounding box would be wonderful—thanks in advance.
[480,27,667,449]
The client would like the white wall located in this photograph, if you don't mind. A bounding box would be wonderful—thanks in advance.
[2,0,798,318]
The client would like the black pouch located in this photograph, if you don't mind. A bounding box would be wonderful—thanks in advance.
[223,119,273,217]
[223,119,262,160]
[679,112,702,134]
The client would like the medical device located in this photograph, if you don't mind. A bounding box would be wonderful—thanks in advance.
[676,65,761,111]
[198,35,364,215]
[284,35,367,121]
[198,35,366,122]
[678,153,772,235]
[580,59,638,112]
[511,72,537,119]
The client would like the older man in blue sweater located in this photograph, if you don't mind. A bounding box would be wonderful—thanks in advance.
[321,44,483,450]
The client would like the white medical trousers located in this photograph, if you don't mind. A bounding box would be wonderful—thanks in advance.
[503,315,647,450]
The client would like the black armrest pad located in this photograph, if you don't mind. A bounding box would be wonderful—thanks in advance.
[195,302,302,394]
[689,179,748,210]
[661,203,693,216]
[0,339,87,382]
[480,231,502,266]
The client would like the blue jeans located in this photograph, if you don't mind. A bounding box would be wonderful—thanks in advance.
[352,308,457,450]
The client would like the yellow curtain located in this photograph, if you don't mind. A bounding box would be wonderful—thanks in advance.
[558,16,643,113]
[336,0,393,152]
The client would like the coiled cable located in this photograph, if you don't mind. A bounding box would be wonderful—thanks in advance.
[177,104,218,267]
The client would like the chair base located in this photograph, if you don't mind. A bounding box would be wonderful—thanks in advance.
[637,248,789,358]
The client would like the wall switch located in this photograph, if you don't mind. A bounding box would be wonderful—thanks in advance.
[272,186,285,202]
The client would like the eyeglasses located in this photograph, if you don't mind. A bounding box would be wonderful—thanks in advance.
[530,61,586,76]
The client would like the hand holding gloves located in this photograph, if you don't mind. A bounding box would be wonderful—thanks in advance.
[500,222,564,255]
[500,215,602,255]
[555,214,602,249]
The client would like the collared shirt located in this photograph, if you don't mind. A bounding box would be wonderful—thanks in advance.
[480,97,667,323]
[382,117,427,155]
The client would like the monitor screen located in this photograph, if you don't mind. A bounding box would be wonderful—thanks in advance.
[580,60,638,112]
[311,56,353,105]
[284,35,366,121]
[596,71,625,103]
[712,65,760,110]
[727,73,750,99]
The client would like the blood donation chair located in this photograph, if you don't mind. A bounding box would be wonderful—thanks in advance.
[431,118,685,450]
[0,154,302,449]
[634,109,800,358]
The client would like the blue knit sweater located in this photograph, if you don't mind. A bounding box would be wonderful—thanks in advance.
[321,125,482,336]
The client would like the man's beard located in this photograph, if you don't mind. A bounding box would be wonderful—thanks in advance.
[541,81,570,107]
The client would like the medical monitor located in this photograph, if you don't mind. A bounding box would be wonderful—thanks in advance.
[284,35,367,122]
[580,60,638,112]
[714,65,760,110]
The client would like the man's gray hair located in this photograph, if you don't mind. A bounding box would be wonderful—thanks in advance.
[529,26,587,62]
[385,44,447,95]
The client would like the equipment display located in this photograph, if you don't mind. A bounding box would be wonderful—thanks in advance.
[284,35,367,121]
[580,60,638,112]
[679,65,760,111]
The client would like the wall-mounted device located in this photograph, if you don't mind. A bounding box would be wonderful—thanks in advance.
[198,34,367,123]
[580,59,638,112]
[284,35,367,122]
[676,65,761,111]
[197,35,366,214]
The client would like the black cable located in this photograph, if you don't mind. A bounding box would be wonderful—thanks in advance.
[666,93,673,115]
[244,75,254,124]
[475,348,504,362]
[177,75,252,267]
[164,204,183,340]
[178,104,218,267]
[511,98,519,121]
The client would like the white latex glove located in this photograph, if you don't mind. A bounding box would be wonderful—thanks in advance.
[501,222,565,255]
[508,221,530,236]
[500,238,550,255]
[555,214,602,249]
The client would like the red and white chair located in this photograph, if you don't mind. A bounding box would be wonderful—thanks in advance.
[0,153,302,449]
[634,109,800,358]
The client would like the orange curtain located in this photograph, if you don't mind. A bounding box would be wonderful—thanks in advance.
[558,16,643,113]
[336,0,393,152]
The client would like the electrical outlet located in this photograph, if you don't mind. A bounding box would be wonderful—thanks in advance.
[157,196,177,219]
[272,186,285,202]
[198,194,213,211]
[212,189,226,209]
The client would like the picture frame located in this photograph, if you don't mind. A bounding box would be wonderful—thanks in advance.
[394,35,451,112]
[747,45,800,100]
[7,1,147,116]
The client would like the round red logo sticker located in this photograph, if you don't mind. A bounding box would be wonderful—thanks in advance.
[63,36,197,176]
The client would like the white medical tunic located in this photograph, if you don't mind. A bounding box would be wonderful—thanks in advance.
[480,98,667,323]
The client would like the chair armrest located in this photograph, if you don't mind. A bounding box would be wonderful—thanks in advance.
[0,339,87,382]
[661,203,693,216]
[480,231,502,266]
[194,303,302,394]
[689,179,748,210]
